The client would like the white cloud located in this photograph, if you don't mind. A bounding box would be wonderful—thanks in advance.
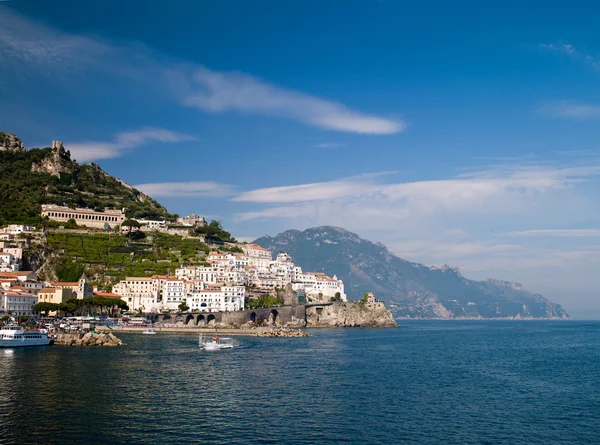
[539,42,600,71]
[67,128,196,162]
[0,9,404,135]
[539,101,600,119]
[182,68,404,134]
[508,229,600,237]
[134,181,235,198]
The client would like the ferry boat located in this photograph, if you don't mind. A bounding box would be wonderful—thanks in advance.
[0,326,53,348]
[199,335,234,351]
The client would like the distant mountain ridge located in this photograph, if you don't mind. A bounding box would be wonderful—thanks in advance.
[0,132,172,224]
[254,226,569,319]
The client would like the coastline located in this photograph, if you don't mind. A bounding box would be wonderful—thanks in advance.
[96,326,308,337]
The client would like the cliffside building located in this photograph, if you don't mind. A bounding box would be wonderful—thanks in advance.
[41,204,126,229]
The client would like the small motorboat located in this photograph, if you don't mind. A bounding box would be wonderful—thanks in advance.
[199,335,234,351]
[142,328,157,335]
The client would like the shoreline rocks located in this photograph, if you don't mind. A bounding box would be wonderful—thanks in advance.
[56,332,124,346]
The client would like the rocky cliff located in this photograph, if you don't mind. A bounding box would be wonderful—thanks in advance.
[0,132,171,224]
[0,132,24,152]
[306,302,398,327]
[254,226,570,320]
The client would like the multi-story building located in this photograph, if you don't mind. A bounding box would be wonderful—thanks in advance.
[1,291,38,316]
[187,285,245,312]
[41,204,126,229]
[48,279,92,299]
[37,287,73,304]
[0,252,19,272]
[292,272,347,301]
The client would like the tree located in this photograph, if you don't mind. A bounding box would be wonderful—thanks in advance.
[34,302,59,316]
[363,292,369,302]
[56,259,84,282]
[178,299,189,312]
[335,292,341,301]
[0,315,11,325]
[64,218,78,229]
[122,219,141,237]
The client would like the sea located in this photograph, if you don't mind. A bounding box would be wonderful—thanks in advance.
[1,321,599,445]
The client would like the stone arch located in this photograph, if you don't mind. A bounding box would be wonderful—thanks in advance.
[163,314,172,322]
[269,309,279,326]
[196,314,205,326]
[185,314,195,325]
[250,312,257,323]
[207,314,216,326]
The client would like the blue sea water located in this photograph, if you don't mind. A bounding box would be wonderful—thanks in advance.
[1,321,599,444]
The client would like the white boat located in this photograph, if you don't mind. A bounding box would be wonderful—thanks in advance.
[142,329,157,335]
[199,335,234,351]
[0,326,53,348]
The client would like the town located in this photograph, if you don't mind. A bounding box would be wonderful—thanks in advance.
[0,207,347,320]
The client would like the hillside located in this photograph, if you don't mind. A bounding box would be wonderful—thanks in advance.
[254,226,570,319]
[0,132,173,225]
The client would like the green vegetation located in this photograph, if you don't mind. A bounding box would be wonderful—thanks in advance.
[34,297,128,316]
[56,259,85,282]
[194,220,237,243]
[45,231,210,285]
[246,294,284,309]
[0,140,173,225]
[178,299,190,312]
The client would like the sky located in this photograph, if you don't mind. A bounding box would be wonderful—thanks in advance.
[1,0,600,317]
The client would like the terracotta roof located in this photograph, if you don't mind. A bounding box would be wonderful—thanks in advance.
[50,281,80,286]
[93,292,122,298]
[39,288,58,293]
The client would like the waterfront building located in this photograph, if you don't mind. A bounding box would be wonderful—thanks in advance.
[1,291,38,316]
[187,285,245,312]
[40,204,126,229]
[292,272,347,302]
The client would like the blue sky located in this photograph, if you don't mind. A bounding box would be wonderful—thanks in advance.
[1,1,600,317]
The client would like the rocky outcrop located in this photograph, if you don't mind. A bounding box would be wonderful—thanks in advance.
[57,332,124,346]
[0,132,24,152]
[31,140,75,177]
[306,302,398,328]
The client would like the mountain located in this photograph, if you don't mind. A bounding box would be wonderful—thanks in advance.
[0,132,172,225]
[254,226,570,319]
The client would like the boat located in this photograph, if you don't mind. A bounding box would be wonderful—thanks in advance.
[199,335,234,351]
[142,329,157,335]
[0,326,53,348]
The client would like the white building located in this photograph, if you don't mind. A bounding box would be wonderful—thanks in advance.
[0,252,19,272]
[292,272,347,302]
[3,225,33,235]
[187,285,245,312]
[134,219,166,230]
[1,292,38,316]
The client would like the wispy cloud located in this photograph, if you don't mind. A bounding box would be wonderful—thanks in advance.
[539,100,600,119]
[67,128,196,162]
[181,68,404,134]
[539,42,600,72]
[134,181,235,198]
[0,8,404,135]
[233,163,600,225]
[508,229,600,237]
